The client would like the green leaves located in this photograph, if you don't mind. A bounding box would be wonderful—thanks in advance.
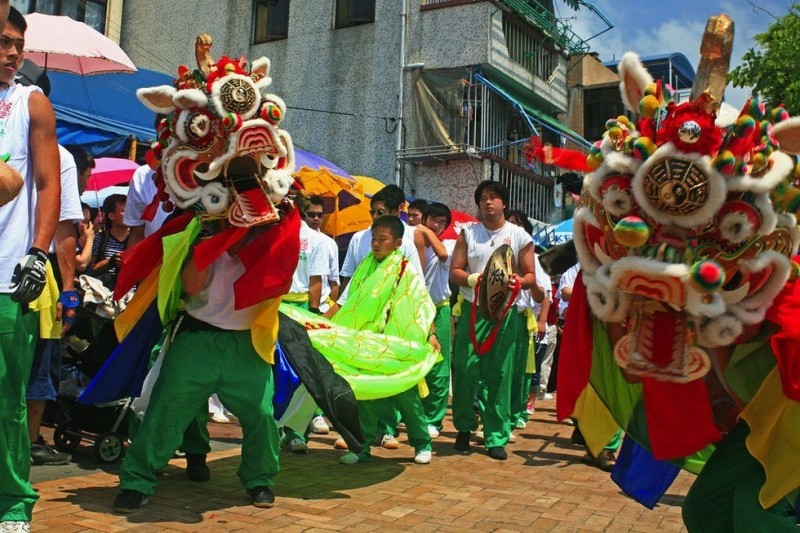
[729,5,800,115]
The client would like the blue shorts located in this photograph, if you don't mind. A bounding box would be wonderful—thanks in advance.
[26,338,62,401]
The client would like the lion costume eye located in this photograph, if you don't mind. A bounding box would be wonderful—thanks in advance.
[716,200,760,243]
[187,112,211,139]
[175,109,214,144]
[599,175,634,218]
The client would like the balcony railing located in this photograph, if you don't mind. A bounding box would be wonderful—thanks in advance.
[487,155,556,222]
[502,13,559,81]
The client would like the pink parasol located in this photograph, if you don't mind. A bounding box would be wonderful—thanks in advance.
[85,157,139,191]
[23,13,137,75]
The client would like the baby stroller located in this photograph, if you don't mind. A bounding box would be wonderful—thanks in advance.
[47,294,131,464]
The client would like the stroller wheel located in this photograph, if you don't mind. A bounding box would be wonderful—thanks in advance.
[54,425,82,452]
[95,432,125,463]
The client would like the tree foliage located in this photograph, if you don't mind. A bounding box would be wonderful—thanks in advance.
[729,4,800,115]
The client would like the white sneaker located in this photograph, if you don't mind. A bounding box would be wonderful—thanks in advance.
[427,425,440,439]
[339,452,361,465]
[310,415,330,435]
[283,437,309,453]
[210,413,231,424]
[379,434,400,449]
[515,419,527,430]
[414,450,432,464]
[536,391,554,401]
[508,432,517,443]
[0,522,30,533]
[475,428,484,440]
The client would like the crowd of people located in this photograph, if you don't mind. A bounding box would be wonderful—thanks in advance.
[4,3,796,531]
[0,2,583,523]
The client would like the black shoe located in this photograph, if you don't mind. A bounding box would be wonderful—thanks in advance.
[185,453,210,482]
[571,426,586,447]
[488,447,507,461]
[247,486,275,508]
[113,489,148,514]
[454,431,471,453]
[30,442,71,465]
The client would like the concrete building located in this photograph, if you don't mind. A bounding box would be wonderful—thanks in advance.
[16,0,610,220]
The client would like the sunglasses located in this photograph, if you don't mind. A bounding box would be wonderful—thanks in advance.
[305,212,324,219]
[369,209,387,217]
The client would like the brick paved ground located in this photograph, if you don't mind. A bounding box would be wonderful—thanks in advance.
[30,398,691,532]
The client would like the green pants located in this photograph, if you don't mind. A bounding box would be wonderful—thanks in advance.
[682,422,798,532]
[120,328,280,495]
[452,305,517,448]
[422,305,452,430]
[509,312,531,425]
[356,388,432,460]
[127,332,211,455]
[0,295,39,521]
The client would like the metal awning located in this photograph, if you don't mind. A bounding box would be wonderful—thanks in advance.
[476,71,591,149]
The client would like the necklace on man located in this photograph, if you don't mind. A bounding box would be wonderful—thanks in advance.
[484,224,504,246]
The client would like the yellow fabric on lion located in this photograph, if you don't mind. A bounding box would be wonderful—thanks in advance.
[29,262,60,339]
[451,293,465,317]
[741,366,800,509]
[573,384,622,457]
[525,308,537,373]
[114,265,160,341]
[251,297,282,365]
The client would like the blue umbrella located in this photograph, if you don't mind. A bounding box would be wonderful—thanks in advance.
[294,148,351,178]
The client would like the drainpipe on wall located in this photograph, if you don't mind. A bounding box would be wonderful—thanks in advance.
[394,0,407,187]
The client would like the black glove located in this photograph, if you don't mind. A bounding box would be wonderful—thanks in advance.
[10,247,49,303]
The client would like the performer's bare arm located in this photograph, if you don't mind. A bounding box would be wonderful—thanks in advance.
[416,224,448,261]
[537,293,550,340]
[128,225,146,248]
[182,256,211,296]
[511,243,537,293]
[413,230,426,272]
[449,234,470,287]
[29,91,61,252]
[308,275,322,309]
[328,280,339,303]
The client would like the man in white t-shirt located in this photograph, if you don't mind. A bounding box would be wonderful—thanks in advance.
[415,201,455,438]
[303,195,339,436]
[304,196,339,312]
[280,215,328,451]
[26,145,84,467]
[506,210,547,433]
[115,249,282,513]
[558,263,580,319]
[336,184,424,307]
[124,164,170,247]
[0,7,62,530]
[449,181,536,461]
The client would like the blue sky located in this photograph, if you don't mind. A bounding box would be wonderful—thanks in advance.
[559,0,795,109]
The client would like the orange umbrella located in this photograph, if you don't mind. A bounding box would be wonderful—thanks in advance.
[294,167,372,245]
[353,175,387,198]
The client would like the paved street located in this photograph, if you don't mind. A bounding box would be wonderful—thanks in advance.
[30,397,691,532]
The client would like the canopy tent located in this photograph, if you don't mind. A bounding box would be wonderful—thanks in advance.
[48,67,173,156]
[534,217,573,248]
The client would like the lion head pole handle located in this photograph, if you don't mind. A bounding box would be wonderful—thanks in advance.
[689,14,734,108]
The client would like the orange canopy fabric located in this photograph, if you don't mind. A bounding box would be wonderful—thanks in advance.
[294,167,372,241]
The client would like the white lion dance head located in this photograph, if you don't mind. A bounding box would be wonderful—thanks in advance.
[536,15,800,384]
[136,34,296,228]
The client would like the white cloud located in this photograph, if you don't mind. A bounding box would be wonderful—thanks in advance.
[559,0,791,110]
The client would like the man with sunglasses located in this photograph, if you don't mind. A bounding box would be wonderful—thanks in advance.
[337,184,424,300]
[303,196,340,436]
